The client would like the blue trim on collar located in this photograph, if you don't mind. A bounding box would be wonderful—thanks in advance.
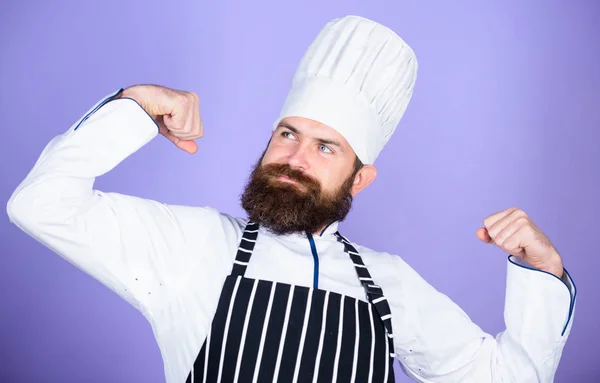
[320,222,333,236]
[307,233,319,288]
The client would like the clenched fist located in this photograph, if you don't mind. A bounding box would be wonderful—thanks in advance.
[477,207,564,278]
[118,84,203,154]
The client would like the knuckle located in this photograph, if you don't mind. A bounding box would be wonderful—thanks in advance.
[181,92,190,105]
[186,91,197,104]
[174,95,187,112]
[513,207,526,217]
[516,216,529,225]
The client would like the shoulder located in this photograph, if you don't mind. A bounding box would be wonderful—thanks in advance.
[350,240,474,327]
[157,203,250,269]
[165,203,248,237]
[347,241,442,299]
[349,241,416,280]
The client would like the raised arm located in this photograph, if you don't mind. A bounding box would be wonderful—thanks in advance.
[391,208,576,382]
[6,85,231,315]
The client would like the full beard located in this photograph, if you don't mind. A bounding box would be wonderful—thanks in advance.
[240,160,354,235]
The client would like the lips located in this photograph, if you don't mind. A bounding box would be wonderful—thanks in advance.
[262,164,319,192]
[277,175,298,184]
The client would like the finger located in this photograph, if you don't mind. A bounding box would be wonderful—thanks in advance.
[159,124,198,154]
[180,94,196,137]
[181,92,203,139]
[483,207,519,230]
[173,92,198,138]
[487,208,526,239]
[166,97,202,140]
[159,123,181,146]
[156,115,169,135]
[494,216,529,248]
[502,224,530,258]
[192,91,204,138]
[164,113,199,140]
[162,114,177,133]
[153,86,179,118]
[160,91,188,134]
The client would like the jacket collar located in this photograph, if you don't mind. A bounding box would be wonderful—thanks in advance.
[257,221,340,242]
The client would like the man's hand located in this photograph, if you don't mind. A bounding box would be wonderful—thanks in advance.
[119,84,203,154]
[477,207,564,278]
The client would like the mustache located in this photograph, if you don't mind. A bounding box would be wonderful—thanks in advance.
[261,163,320,189]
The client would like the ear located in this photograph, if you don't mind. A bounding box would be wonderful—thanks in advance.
[350,165,377,197]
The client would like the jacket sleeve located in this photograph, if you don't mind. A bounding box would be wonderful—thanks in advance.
[391,254,576,382]
[6,89,231,316]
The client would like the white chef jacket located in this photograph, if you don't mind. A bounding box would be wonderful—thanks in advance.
[7,90,577,383]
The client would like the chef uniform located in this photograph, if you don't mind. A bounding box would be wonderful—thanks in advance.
[7,15,576,383]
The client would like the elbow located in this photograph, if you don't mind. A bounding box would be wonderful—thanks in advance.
[6,189,38,230]
[7,181,98,234]
[6,184,56,231]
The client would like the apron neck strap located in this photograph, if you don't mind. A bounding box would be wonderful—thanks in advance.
[334,231,395,339]
[230,221,260,277]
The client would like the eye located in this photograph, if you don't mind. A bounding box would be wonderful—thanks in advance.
[319,144,333,154]
[281,131,296,140]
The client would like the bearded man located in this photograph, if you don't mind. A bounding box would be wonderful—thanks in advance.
[7,15,575,383]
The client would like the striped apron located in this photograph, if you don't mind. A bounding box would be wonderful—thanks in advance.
[186,221,396,382]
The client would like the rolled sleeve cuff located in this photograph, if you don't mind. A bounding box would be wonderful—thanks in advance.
[71,88,159,134]
[507,255,577,337]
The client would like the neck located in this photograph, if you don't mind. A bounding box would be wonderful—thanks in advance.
[312,222,336,237]
[255,221,339,238]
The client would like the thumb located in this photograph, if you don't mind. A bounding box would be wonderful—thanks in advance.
[476,227,492,243]
[176,140,198,154]
[158,122,198,154]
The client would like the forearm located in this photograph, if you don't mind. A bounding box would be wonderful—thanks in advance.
[452,257,575,381]
[8,90,157,215]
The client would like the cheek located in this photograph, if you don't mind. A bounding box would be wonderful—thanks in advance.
[324,158,356,190]
[314,166,344,192]
[261,143,288,165]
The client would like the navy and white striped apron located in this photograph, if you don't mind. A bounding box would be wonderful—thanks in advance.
[186,221,396,382]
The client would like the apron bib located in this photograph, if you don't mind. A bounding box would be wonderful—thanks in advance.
[186,221,396,382]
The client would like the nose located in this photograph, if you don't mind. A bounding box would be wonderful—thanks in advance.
[286,144,309,172]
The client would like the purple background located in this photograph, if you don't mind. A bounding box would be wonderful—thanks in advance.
[1,1,598,382]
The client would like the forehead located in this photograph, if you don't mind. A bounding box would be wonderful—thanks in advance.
[277,117,352,147]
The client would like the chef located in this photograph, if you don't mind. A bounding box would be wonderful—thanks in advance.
[7,15,575,383]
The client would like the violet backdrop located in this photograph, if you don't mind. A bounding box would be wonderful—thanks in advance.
[1,0,598,382]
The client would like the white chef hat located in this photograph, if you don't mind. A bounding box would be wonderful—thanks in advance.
[274,15,418,165]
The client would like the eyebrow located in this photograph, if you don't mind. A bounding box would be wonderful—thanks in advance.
[277,122,343,149]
